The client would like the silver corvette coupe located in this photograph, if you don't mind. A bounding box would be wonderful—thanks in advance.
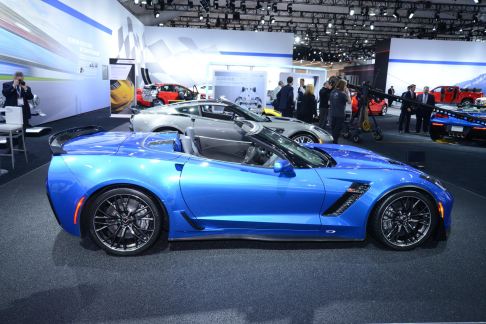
[129,99,333,144]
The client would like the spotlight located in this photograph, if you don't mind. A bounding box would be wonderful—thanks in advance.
[154,10,160,18]
[134,0,140,4]
[270,15,276,24]
[404,24,408,30]
[349,7,355,16]
[294,36,301,43]
[393,9,399,19]
[328,21,332,28]
[199,12,204,20]
[370,22,374,30]
[260,16,265,25]
[473,0,480,3]
[408,8,415,19]
[432,25,437,31]
[287,3,292,14]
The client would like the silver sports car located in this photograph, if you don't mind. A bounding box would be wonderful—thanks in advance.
[129,99,333,144]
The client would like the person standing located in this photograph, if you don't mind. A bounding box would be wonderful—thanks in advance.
[297,84,317,124]
[276,76,295,117]
[296,78,306,116]
[271,81,284,106]
[416,86,435,133]
[318,82,332,128]
[329,79,351,144]
[387,85,395,106]
[398,84,416,133]
[2,71,33,128]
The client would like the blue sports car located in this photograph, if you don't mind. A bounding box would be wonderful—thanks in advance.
[430,108,486,142]
[47,121,453,255]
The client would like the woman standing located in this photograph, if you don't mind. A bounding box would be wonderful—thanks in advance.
[297,84,317,124]
[329,79,351,144]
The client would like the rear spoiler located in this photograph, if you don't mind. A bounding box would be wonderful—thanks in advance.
[49,126,105,155]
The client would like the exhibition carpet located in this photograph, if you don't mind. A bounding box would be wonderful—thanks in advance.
[0,117,485,323]
[0,109,128,185]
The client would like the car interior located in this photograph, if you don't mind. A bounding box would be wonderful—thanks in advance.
[179,127,279,167]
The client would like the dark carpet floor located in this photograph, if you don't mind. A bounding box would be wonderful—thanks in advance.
[0,112,485,323]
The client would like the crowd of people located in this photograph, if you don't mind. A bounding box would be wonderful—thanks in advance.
[273,76,351,144]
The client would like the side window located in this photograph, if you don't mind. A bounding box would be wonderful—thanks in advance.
[160,85,171,92]
[175,105,200,116]
[200,105,235,120]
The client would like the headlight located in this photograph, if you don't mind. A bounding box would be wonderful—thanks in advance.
[420,174,446,190]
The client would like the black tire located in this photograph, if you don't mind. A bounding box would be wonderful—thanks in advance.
[370,190,438,250]
[461,98,473,106]
[86,188,164,256]
[290,132,319,144]
[430,129,442,141]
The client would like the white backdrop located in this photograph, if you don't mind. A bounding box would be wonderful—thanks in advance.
[386,38,486,94]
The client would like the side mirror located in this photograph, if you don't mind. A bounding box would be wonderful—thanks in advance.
[273,159,295,177]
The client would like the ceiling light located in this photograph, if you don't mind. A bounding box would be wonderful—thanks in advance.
[199,12,204,20]
[408,8,415,19]
[328,22,333,28]
[294,36,301,43]
[270,16,276,24]
[349,7,355,16]
[404,24,408,30]
[370,22,374,30]
[154,10,160,18]
[261,16,265,25]
[134,0,140,4]
[393,9,399,19]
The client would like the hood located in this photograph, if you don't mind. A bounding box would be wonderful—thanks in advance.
[308,144,416,171]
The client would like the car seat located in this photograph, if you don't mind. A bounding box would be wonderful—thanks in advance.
[181,127,201,156]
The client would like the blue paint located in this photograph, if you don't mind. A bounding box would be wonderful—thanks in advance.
[41,0,112,35]
[220,51,293,58]
[390,58,486,67]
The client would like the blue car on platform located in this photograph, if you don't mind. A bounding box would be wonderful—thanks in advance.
[47,121,453,255]
[430,108,486,142]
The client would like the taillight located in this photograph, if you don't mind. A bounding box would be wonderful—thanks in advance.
[435,113,449,119]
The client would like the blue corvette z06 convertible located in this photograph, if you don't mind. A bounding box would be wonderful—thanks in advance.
[47,121,453,255]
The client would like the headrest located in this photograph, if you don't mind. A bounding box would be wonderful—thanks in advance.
[185,127,195,138]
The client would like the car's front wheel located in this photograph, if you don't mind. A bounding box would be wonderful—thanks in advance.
[290,132,318,144]
[371,190,438,250]
[86,188,163,256]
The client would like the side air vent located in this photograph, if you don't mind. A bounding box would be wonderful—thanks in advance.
[323,182,370,216]
[180,211,205,230]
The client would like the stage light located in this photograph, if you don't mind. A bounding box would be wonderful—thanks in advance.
[349,7,355,16]
[473,0,480,3]
[370,22,374,30]
[270,16,275,24]
[432,25,437,31]
[294,36,301,43]
[199,12,204,20]
[408,8,415,19]
[404,24,408,30]
[328,21,332,28]
[134,0,140,4]
[260,16,265,24]
[393,9,399,19]
[154,10,160,18]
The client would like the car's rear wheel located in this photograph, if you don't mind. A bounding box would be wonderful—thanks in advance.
[87,188,163,256]
[371,190,438,250]
[290,132,319,144]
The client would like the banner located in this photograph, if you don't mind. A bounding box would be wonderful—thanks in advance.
[214,71,267,114]
[109,58,135,115]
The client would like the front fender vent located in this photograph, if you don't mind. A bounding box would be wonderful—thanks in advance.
[323,182,370,216]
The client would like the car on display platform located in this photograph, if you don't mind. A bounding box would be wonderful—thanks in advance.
[46,122,453,256]
[136,83,198,107]
[429,108,486,142]
[129,99,333,144]
[351,94,388,116]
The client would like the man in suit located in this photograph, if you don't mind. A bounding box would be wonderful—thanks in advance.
[398,84,416,133]
[318,81,332,128]
[416,86,435,133]
[2,71,33,127]
[276,76,295,117]
[387,86,395,106]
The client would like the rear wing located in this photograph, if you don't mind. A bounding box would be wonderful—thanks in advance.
[49,126,105,155]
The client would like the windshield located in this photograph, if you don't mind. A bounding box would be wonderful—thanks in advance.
[248,125,330,168]
[225,101,271,122]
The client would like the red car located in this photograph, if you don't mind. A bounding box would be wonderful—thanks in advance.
[137,83,198,107]
[351,94,388,116]
[417,86,483,106]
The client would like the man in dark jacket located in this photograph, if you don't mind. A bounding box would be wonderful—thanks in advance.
[276,76,294,117]
[318,82,331,128]
[398,84,416,133]
[387,86,395,106]
[2,71,33,127]
[415,86,435,133]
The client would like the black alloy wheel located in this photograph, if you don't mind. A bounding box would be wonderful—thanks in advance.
[87,188,163,256]
[291,133,318,144]
[371,190,438,250]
